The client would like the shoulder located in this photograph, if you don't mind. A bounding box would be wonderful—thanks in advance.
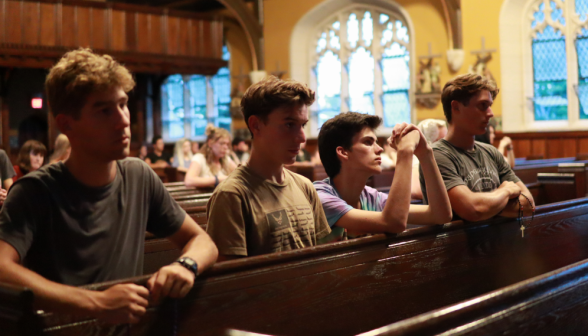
[191,153,206,162]
[431,140,459,162]
[475,141,502,160]
[313,178,336,195]
[215,165,250,194]
[118,157,152,174]
[12,162,64,192]
[286,169,314,191]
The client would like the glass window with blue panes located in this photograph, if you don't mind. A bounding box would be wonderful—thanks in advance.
[161,45,232,142]
[530,0,588,121]
[313,8,411,129]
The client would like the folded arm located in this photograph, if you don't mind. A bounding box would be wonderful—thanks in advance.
[448,181,521,222]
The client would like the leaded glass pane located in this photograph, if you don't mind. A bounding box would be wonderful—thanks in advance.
[532,24,568,120]
[396,20,409,42]
[348,47,375,114]
[212,67,232,131]
[317,32,327,52]
[577,30,588,119]
[379,14,389,24]
[577,0,588,21]
[532,2,545,28]
[347,13,359,48]
[362,11,373,46]
[382,43,410,127]
[316,50,341,127]
[162,74,185,139]
[381,22,393,46]
[188,75,207,137]
[329,30,340,50]
[550,0,565,25]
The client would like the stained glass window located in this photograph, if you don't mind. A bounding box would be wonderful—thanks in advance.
[161,74,185,140]
[313,8,412,130]
[531,1,568,121]
[161,45,232,141]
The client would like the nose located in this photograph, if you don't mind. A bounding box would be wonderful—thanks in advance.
[375,143,383,154]
[297,125,306,144]
[487,106,494,119]
[115,104,131,129]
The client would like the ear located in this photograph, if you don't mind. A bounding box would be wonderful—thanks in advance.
[335,146,349,163]
[248,115,262,138]
[55,114,72,136]
[450,100,461,117]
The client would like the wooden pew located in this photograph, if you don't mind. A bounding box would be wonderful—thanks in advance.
[6,199,588,335]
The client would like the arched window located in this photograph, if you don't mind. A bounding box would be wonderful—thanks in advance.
[161,45,232,142]
[312,6,412,130]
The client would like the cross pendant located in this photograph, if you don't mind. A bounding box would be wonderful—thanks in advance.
[520,225,525,238]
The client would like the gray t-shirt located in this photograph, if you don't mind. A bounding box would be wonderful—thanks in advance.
[0,158,186,286]
[420,139,521,209]
[0,149,15,182]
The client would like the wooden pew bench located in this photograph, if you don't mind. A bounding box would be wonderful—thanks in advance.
[5,199,587,335]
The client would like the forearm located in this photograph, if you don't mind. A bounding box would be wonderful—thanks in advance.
[179,234,218,275]
[184,175,216,188]
[381,149,413,229]
[465,189,511,221]
[417,151,452,224]
[0,261,98,314]
[499,188,534,218]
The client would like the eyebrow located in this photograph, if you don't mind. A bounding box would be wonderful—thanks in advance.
[284,116,309,123]
[92,97,128,108]
[361,136,377,141]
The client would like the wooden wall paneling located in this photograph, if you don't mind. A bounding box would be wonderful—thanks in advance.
[177,17,190,56]
[136,13,150,53]
[22,1,39,45]
[76,6,91,48]
[5,0,22,44]
[547,138,564,159]
[191,20,201,57]
[39,3,56,47]
[91,8,107,49]
[166,16,179,55]
[531,139,546,157]
[111,9,126,51]
[514,139,532,159]
[579,138,588,154]
[61,5,76,47]
[150,14,164,54]
[562,138,578,157]
[125,11,136,51]
[201,20,212,58]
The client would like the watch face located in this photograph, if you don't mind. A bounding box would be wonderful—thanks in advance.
[183,258,195,267]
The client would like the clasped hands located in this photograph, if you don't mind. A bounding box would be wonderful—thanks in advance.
[388,122,431,158]
[94,263,195,324]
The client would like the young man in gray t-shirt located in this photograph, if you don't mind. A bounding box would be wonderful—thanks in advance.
[0,49,218,325]
[420,73,534,221]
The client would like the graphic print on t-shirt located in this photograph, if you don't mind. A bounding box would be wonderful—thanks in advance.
[266,205,315,251]
[463,166,500,192]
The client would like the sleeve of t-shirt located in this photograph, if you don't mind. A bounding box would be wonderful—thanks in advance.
[305,182,331,240]
[145,163,186,238]
[433,149,467,192]
[0,150,15,181]
[314,182,354,228]
[206,190,248,256]
[492,147,521,184]
[0,179,47,261]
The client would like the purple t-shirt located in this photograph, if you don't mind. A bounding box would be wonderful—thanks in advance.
[313,178,388,228]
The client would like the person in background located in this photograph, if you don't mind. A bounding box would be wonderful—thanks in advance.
[184,125,237,188]
[49,134,71,164]
[191,141,200,156]
[145,135,172,168]
[380,142,396,170]
[172,139,193,173]
[231,137,250,164]
[0,149,15,204]
[475,122,515,168]
[138,143,148,161]
[13,140,46,181]
[411,119,448,200]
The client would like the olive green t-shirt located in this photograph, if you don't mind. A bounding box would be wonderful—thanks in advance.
[206,165,331,257]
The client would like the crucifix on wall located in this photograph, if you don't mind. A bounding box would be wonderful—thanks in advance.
[271,61,287,79]
[469,37,497,81]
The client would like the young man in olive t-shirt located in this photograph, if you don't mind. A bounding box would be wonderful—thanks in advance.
[206,76,332,260]
[419,73,534,221]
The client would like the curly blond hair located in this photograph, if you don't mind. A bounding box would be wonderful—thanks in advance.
[200,124,232,175]
[45,48,135,118]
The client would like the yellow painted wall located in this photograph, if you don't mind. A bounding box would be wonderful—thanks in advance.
[259,0,507,124]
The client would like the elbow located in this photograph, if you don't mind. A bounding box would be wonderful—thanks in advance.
[434,209,452,224]
[384,215,408,233]
[458,207,485,222]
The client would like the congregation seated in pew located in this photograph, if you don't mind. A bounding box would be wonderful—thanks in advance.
[145,135,173,168]
[420,73,534,222]
[313,112,452,239]
[48,134,71,164]
[475,119,516,168]
[230,136,250,164]
[0,48,218,325]
[206,76,332,261]
[13,140,46,181]
[184,124,237,188]
[172,138,193,173]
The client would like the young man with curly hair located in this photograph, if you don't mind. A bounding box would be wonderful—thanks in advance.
[206,76,332,260]
[420,73,534,221]
[0,49,218,324]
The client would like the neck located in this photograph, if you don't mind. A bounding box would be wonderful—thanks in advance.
[64,149,117,187]
[445,124,476,150]
[247,146,285,183]
[154,148,163,156]
[332,167,371,208]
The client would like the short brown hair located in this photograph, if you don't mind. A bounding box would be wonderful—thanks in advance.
[319,112,382,178]
[45,48,135,119]
[441,74,499,123]
[18,140,46,171]
[240,76,315,137]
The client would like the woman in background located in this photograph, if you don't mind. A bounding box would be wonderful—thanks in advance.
[476,123,516,168]
[173,138,193,172]
[13,140,46,181]
[185,125,237,188]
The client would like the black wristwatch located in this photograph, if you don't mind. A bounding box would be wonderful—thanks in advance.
[174,257,198,278]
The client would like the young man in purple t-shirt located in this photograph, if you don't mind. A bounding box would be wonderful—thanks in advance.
[313,112,452,239]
